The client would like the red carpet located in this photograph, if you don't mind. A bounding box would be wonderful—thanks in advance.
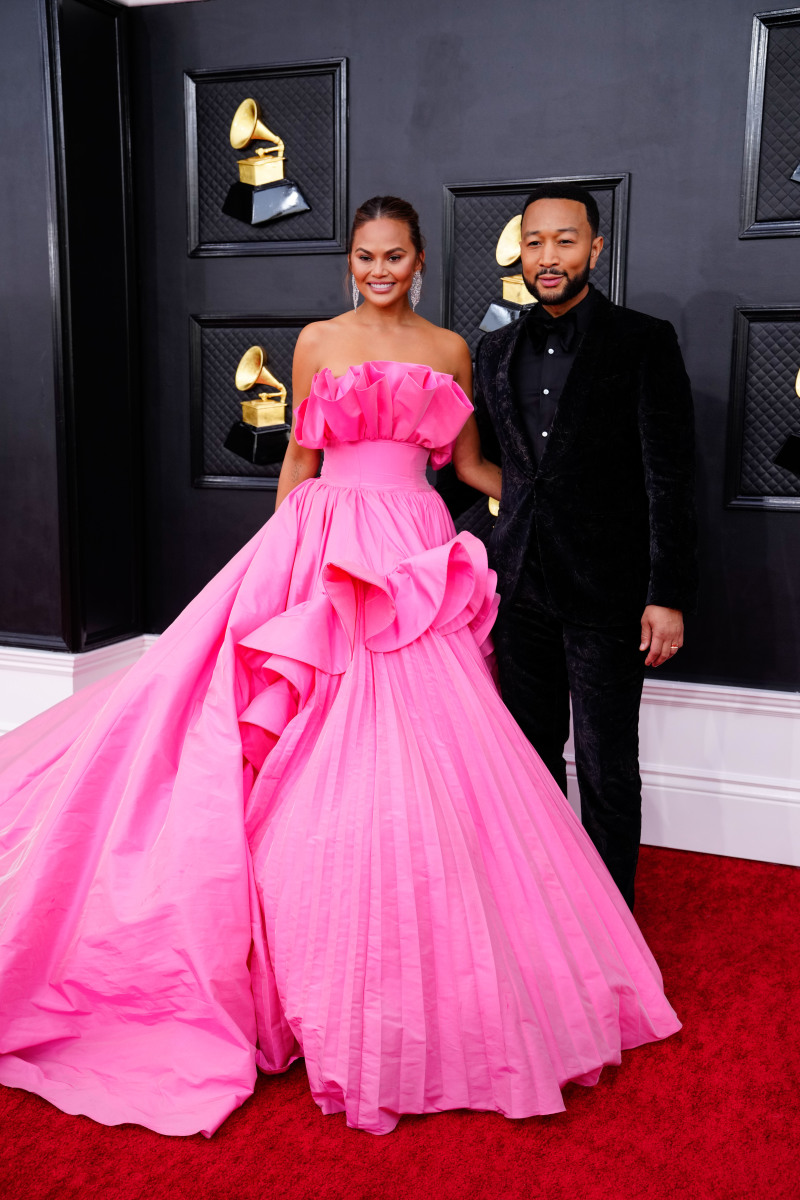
[1,846,797,1200]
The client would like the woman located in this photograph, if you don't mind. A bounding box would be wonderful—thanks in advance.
[0,197,679,1137]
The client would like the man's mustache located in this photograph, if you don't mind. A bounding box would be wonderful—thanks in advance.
[536,270,567,278]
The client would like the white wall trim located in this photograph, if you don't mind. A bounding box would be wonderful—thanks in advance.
[639,676,800,719]
[638,759,799,807]
[0,636,158,735]
[1,639,798,866]
[113,2,208,8]
[564,676,800,867]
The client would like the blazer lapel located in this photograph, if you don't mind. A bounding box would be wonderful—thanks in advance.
[493,319,537,479]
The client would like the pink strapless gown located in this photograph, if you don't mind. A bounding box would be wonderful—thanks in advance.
[0,362,680,1136]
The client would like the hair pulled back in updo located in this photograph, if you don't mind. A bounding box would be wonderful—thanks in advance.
[347,196,426,273]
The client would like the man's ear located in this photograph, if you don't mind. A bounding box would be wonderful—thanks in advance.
[590,235,604,268]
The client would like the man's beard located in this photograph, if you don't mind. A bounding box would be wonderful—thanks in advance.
[523,258,591,307]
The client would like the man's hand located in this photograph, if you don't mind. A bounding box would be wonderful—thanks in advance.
[639,605,684,668]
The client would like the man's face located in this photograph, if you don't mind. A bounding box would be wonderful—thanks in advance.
[519,198,604,310]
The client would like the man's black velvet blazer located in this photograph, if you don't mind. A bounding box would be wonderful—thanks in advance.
[473,292,698,626]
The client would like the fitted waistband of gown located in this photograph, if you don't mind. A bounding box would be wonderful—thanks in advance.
[320,440,432,491]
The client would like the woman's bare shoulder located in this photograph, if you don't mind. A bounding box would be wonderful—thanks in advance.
[294,313,352,367]
[295,313,349,345]
[415,319,472,375]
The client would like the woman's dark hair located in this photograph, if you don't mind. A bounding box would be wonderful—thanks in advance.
[348,196,426,273]
[521,183,600,237]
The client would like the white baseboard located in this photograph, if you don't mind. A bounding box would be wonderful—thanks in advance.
[1,640,798,866]
[0,636,159,735]
[565,678,800,867]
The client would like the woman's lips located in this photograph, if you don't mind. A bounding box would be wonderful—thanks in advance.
[368,281,394,292]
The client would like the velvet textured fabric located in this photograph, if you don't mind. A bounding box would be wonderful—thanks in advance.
[493,581,646,909]
[474,293,698,904]
[473,292,698,625]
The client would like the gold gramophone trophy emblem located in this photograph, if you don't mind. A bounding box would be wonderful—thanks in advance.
[223,345,291,465]
[771,366,800,479]
[479,214,538,333]
[222,98,311,226]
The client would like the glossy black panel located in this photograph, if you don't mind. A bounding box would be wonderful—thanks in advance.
[0,0,65,644]
[56,0,142,647]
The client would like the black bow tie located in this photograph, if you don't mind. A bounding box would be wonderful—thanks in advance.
[526,306,578,354]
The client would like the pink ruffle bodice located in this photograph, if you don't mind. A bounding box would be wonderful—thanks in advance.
[294,360,473,469]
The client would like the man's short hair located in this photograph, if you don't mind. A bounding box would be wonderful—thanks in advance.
[521,183,600,237]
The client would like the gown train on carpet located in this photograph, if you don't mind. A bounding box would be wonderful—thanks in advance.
[0,362,680,1135]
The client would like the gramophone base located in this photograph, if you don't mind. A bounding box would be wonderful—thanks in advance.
[224,421,290,466]
[222,179,311,226]
[774,433,800,479]
[479,300,533,334]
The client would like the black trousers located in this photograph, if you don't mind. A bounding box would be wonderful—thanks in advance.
[494,580,645,910]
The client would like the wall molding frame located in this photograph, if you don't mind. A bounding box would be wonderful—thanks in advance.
[184,57,348,257]
[725,304,800,510]
[741,7,800,238]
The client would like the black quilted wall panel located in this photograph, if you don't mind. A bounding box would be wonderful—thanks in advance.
[185,60,347,254]
[443,176,628,354]
[727,307,800,507]
[754,24,800,225]
[190,316,320,488]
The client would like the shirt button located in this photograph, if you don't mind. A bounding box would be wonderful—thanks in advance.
[543,388,550,395]
[547,348,555,354]
[542,431,548,438]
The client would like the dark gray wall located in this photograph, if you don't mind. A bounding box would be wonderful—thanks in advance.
[0,0,65,645]
[2,0,798,691]
[129,0,800,690]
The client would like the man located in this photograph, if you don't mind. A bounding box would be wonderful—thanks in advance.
[471,182,697,909]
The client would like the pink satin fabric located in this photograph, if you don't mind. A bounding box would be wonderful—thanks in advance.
[0,362,680,1137]
[321,439,431,490]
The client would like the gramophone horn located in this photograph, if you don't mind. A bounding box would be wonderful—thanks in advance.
[230,99,278,150]
[235,346,270,391]
[496,214,523,267]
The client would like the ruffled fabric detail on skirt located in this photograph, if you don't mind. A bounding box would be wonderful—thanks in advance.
[236,534,499,773]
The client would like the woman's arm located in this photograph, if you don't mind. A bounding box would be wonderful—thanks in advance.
[450,341,502,501]
[275,327,323,509]
[452,415,502,500]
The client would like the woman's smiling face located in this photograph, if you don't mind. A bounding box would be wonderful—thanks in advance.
[350,217,423,309]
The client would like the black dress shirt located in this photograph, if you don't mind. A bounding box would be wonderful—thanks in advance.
[510,284,600,464]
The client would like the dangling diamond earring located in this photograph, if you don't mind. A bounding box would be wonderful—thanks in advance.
[351,274,360,310]
[409,270,423,311]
